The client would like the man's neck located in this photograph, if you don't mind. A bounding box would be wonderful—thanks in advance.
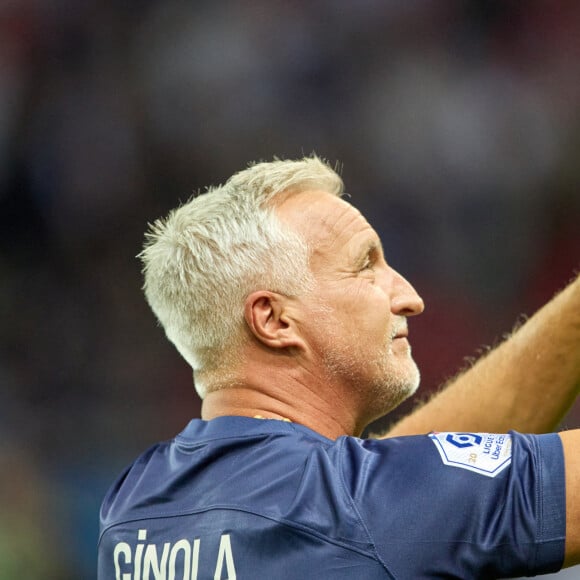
[200,380,364,440]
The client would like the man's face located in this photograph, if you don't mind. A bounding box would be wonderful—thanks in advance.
[277,190,424,421]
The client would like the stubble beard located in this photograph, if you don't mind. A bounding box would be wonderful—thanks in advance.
[368,337,420,412]
[321,322,421,418]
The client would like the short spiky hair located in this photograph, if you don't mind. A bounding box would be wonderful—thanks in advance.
[139,156,343,397]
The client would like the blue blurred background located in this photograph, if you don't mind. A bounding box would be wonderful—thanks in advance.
[1,1,579,577]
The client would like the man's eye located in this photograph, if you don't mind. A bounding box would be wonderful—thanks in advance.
[361,258,373,270]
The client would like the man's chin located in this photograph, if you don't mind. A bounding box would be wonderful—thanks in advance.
[405,364,421,397]
[393,376,420,409]
[380,362,421,408]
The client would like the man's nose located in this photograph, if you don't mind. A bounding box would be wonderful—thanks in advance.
[390,270,424,317]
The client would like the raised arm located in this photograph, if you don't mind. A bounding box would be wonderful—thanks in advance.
[387,273,580,437]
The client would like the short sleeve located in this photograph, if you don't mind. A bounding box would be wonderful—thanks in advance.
[338,431,565,579]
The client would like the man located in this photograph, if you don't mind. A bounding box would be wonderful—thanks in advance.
[98,157,580,579]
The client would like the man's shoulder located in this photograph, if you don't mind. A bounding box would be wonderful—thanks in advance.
[99,417,340,531]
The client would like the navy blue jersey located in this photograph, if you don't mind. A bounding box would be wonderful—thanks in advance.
[98,417,565,579]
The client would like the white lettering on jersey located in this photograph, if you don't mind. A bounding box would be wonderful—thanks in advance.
[143,540,169,579]
[112,530,236,580]
[114,542,131,580]
[214,534,236,580]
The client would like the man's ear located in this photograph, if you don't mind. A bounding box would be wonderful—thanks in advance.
[244,291,304,350]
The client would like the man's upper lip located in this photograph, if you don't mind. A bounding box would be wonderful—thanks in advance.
[394,330,408,339]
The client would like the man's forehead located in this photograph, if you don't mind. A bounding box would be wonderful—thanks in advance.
[276,189,369,240]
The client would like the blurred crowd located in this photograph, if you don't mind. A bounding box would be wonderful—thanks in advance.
[1,1,579,577]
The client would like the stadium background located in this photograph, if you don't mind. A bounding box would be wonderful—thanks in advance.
[0,1,579,577]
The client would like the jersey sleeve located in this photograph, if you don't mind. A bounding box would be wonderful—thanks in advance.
[338,431,565,579]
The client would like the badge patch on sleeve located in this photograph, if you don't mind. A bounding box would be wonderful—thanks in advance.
[428,432,512,478]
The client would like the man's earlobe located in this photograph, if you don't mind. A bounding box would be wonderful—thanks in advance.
[244,291,302,350]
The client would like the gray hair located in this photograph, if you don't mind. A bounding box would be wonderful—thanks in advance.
[139,156,344,397]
